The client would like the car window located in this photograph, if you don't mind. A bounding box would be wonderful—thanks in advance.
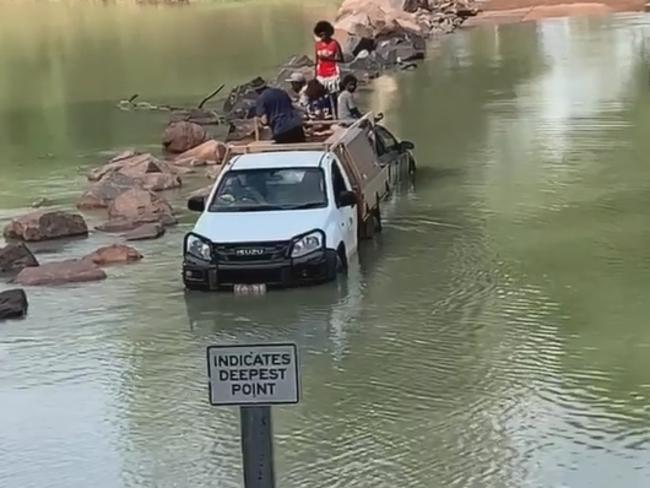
[375,126,399,156]
[209,168,327,212]
[331,161,349,207]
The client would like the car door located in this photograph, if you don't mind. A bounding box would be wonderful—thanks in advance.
[374,125,408,184]
[331,158,358,257]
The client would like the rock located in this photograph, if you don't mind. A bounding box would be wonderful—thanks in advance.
[0,289,28,320]
[88,153,181,191]
[173,140,228,166]
[283,54,314,68]
[107,188,176,226]
[96,219,144,233]
[342,51,384,73]
[83,244,143,266]
[123,222,166,241]
[110,150,140,163]
[162,121,208,154]
[0,243,39,273]
[77,173,140,209]
[138,172,182,192]
[16,260,106,286]
[31,197,51,208]
[376,38,424,65]
[172,157,208,168]
[3,211,88,242]
[335,12,374,39]
[188,185,213,201]
[340,34,377,59]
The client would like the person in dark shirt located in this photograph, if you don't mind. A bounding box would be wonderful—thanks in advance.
[252,78,305,144]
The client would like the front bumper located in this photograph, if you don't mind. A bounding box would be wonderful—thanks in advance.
[183,249,335,290]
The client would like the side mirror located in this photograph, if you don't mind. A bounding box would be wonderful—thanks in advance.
[187,195,206,212]
[399,140,415,152]
[338,190,357,208]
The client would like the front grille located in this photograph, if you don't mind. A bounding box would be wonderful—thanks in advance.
[214,241,290,263]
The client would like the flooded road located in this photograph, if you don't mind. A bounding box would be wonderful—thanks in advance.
[2,3,650,487]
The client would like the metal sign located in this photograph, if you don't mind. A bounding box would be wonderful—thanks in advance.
[207,343,299,406]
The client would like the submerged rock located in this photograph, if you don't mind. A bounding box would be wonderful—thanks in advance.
[3,211,88,242]
[87,153,181,192]
[0,243,39,273]
[162,121,208,154]
[173,140,228,166]
[0,289,28,320]
[83,244,143,266]
[282,54,314,68]
[16,260,106,286]
[31,197,52,208]
[123,222,166,241]
[77,173,140,209]
[107,188,176,227]
[188,185,213,201]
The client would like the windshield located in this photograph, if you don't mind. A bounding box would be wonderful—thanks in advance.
[209,167,328,212]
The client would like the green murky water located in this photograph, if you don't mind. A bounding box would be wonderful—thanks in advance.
[2,4,650,487]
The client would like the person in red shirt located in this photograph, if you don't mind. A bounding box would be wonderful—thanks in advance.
[313,21,343,96]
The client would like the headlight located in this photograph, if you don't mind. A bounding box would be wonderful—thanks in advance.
[185,234,212,261]
[291,231,324,258]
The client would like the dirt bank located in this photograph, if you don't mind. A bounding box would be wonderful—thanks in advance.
[465,0,644,26]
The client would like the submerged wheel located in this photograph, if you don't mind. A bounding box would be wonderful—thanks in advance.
[408,155,416,175]
[325,247,347,281]
[373,194,382,233]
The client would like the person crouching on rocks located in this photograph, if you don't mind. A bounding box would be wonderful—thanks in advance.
[314,20,343,98]
[253,78,306,144]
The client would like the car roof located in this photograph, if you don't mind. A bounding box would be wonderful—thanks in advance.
[230,151,328,170]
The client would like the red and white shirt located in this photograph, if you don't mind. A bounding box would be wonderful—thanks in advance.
[315,39,341,79]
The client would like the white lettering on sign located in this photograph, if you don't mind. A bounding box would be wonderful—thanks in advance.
[207,343,300,406]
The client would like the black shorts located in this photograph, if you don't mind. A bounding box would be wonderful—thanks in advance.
[274,126,306,144]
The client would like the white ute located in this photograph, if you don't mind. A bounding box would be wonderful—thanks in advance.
[183,114,415,290]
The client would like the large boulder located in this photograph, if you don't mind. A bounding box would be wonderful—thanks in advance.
[162,121,208,154]
[77,172,140,209]
[173,140,228,166]
[107,188,176,227]
[0,243,39,273]
[3,211,88,242]
[336,0,429,39]
[83,244,143,266]
[88,153,181,191]
[0,289,28,320]
[15,260,106,286]
[123,222,166,241]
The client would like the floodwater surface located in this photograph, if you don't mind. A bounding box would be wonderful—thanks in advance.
[2,4,650,488]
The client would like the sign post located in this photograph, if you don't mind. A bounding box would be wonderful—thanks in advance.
[207,343,300,488]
